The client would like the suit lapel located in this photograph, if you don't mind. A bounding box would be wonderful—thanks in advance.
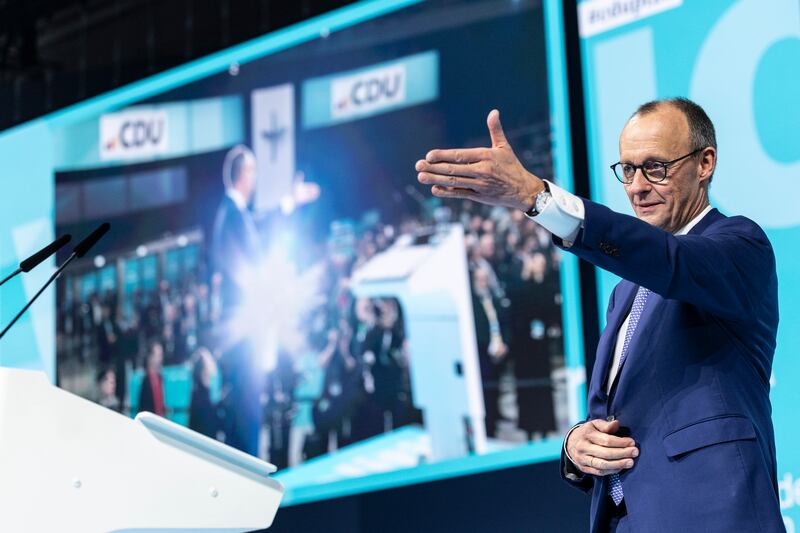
[607,208,723,409]
[590,280,637,404]
[609,289,661,410]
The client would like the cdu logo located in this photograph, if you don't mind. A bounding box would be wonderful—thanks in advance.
[99,109,169,160]
[331,63,407,119]
[303,51,438,129]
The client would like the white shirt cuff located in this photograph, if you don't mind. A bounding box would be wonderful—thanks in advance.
[563,422,583,466]
[525,180,584,244]
[563,422,585,481]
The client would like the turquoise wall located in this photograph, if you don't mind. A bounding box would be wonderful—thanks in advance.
[578,0,800,529]
[0,120,55,378]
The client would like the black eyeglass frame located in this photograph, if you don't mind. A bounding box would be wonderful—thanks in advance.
[610,148,704,184]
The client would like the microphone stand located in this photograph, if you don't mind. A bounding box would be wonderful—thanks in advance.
[0,267,22,288]
[0,253,78,341]
[1,234,72,289]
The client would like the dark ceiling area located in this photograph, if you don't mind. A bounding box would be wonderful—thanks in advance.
[0,0,358,131]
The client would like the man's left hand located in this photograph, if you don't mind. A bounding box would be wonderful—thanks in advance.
[416,109,545,211]
[293,171,321,206]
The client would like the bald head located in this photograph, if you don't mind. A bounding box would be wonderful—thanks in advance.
[622,104,694,164]
[631,98,717,178]
[223,144,257,201]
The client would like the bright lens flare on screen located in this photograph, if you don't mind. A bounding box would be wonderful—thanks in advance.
[225,239,325,373]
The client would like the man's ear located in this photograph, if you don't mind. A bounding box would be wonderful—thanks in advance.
[698,146,717,184]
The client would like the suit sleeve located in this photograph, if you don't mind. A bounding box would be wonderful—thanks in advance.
[213,206,257,281]
[557,200,775,322]
[560,422,594,492]
[558,282,626,491]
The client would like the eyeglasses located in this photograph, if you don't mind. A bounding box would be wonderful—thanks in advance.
[610,148,704,184]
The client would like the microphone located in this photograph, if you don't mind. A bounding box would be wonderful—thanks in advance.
[73,222,110,258]
[0,223,111,341]
[0,234,72,288]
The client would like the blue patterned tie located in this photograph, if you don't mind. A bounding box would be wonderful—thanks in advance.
[608,286,651,506]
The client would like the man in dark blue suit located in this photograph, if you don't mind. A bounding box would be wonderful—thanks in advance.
[211,145,320,457]
[212,145,262,314]
[212,145,264,456]
[416,98,783,532]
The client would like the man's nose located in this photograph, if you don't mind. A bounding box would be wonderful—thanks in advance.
[627,168,652,195]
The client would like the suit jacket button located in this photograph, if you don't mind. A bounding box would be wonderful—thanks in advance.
[606,415,616,422]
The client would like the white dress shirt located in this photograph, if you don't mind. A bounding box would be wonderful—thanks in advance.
[527,180,585,244]
[226,188,248,211]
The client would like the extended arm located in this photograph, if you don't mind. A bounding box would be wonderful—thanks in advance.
[562,200,774,322]
[415,111,774,323]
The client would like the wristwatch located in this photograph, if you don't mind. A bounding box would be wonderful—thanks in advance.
[524,180,552,218]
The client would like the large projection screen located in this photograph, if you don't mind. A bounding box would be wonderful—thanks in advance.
[0,0,586,506]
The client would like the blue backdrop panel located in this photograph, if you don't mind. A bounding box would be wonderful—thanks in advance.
[0,121,55,379]
[578,0,800,529]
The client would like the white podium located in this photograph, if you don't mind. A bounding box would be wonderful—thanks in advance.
[351,224,487,461]
[0,367,283,533]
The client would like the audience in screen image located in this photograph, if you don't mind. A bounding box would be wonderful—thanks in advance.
[55,178,567,470]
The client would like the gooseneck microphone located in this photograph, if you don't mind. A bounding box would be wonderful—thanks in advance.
[0,234,72,288]
[0,223,110,341]
[72,222,110,258]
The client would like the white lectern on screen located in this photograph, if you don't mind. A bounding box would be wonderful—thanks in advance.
[351,223,487,460]
[0,367,283,533]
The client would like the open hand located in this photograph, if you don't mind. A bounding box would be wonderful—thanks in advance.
[416,110,545,211]
[292,171,321,207]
